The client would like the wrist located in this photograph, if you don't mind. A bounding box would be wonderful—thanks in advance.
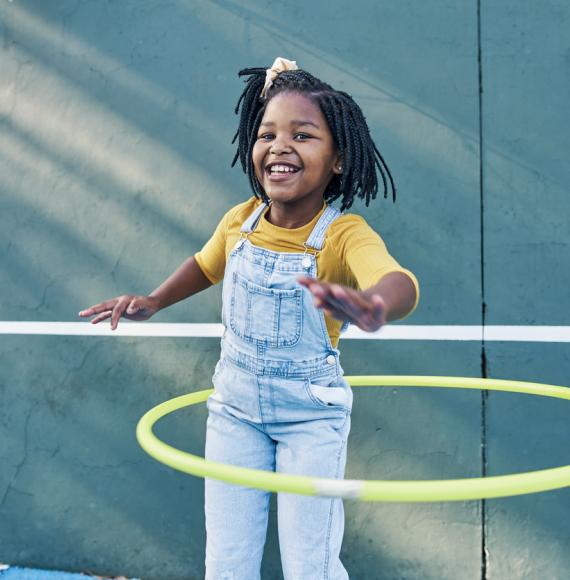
[363,272,417,323]
[148,293,167,312]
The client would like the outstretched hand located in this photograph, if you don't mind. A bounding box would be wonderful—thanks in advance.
[78,295,161,330]
[297,276,386,332]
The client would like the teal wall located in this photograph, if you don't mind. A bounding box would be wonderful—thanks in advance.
[0,1,569,579]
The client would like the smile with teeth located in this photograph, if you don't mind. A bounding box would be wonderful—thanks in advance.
[267,164,301,174]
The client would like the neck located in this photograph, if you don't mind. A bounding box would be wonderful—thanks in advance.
[265,197,325,229]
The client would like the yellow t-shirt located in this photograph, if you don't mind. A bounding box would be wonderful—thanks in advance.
[195,197,419,347]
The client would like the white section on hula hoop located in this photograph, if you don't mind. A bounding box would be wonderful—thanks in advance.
[313,479,364,499]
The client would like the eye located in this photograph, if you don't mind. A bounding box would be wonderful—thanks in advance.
[257,133,274,141]
[294,133,311,141]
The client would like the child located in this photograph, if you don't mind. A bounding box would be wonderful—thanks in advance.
[79,57,419,580]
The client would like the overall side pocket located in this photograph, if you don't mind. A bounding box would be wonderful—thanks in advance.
[304,374,353,411]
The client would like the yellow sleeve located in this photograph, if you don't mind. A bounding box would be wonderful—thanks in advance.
[194,210,231,285]
[194,197,260,285]
[334,214,420,314]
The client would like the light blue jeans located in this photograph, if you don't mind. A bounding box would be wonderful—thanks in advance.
[205,357,351,580]
[204,201,352,579]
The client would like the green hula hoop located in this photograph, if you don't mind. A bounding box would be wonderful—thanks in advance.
[136,376,570,502]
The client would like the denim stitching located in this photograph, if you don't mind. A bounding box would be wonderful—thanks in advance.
[256,373,265,426]
[223,339,343,378]
[229,272,242,339]
[240,202,269,233]
[305,207,329,249]
[272,289,280,346]
[306,206,341,250]
[246,283,253,340]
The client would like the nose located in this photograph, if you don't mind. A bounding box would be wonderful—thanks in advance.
[269,134,292,155]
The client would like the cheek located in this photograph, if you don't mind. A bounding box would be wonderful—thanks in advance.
[251,144,264,177]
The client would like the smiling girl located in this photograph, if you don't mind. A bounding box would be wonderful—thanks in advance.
[80,58,419,579]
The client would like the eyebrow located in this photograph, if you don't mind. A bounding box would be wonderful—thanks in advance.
[260,120,321,129]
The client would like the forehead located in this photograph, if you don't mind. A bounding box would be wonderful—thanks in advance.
[262,92,327,127]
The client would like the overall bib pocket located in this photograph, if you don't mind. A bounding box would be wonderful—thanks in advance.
[229,271,303,347]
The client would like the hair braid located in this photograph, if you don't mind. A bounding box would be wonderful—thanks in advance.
[245,107,268,202]
[344,101,364,206]
[316,94,343,204]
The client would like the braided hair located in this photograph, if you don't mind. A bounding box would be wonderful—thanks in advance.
[231,66,396,211]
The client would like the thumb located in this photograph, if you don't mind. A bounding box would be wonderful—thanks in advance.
[126,300,139,314]
[371,294,386,323]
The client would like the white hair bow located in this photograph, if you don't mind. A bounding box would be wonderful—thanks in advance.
[260,57,298,99]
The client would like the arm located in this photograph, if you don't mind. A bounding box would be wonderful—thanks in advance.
[149,255,213,310]
[361,271,417,322]
[79,255,212,330]
[298,214,419,332]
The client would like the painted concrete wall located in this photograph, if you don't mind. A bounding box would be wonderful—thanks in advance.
[482,2,570,579]
[0,1,568,579]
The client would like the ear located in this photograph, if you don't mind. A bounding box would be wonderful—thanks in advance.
[332,151,343,175]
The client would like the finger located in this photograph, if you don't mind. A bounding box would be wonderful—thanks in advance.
[332,284,373,309]
[79,306,98,317]
[308,286,348,319]
[353,308,377,331]
[318,296,357,324]
[365,295,386,328]
[323,295,353,318]
[78,299,118,317]
[313,296,326,309]
[110,297,130,330]
[313,282,352,314]
[357,296,386,331]
[299,278,329,299]
[304,280,370,323]
[90,311,112,325]
[310,285,343,310]
[328,285,365,320]
[309,285,330,302]
[126,299,140,315]
[313,298,348,323]
[371,294,387,324]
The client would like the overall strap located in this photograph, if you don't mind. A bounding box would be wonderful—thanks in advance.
[240,200,270,234]
[304,205,342,251]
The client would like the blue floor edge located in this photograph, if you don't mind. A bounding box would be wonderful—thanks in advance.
[0,565,140,579]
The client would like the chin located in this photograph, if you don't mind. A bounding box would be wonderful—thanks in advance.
[266,191,298,203]
[267,188,288,196]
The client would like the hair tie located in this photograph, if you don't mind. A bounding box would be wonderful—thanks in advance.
[260,57,298,99]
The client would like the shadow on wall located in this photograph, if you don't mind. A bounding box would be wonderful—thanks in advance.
[0,334,219,578]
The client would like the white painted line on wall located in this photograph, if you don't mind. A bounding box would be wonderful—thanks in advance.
[0,322,224,337]
[483,326,570,343]
[344,325,484,341]
[1,322,570,342]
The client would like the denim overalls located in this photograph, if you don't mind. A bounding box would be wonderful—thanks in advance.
[205,201,353,580]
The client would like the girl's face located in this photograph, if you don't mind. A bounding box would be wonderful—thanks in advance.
[252,92,342,209]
